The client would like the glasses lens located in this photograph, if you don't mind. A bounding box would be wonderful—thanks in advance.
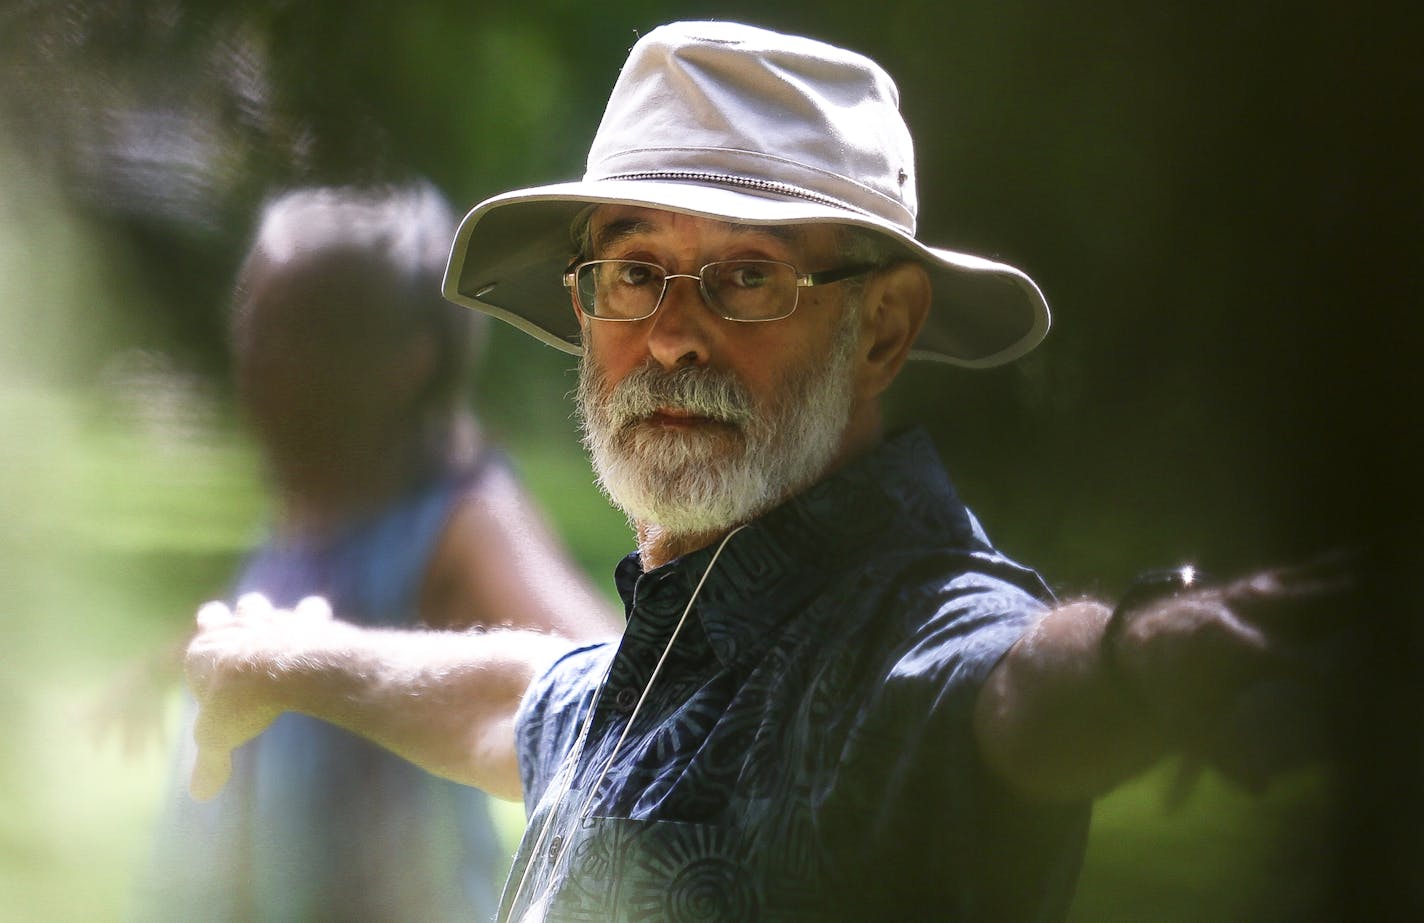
[578,261,665,320]
[703,260,796,320]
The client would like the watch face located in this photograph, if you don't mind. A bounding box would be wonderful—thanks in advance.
[1123,565,1200,604]
[1105,565,1207,665]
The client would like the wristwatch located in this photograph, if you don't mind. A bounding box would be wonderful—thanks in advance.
[1101,564,1205,677]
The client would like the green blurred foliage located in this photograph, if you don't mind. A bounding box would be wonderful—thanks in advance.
[0,1,1417,919]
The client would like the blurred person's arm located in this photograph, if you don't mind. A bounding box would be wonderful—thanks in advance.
[419,460,622,637]
[185,594,587,802]
[89,635,188,760]
[974,556,1356,802]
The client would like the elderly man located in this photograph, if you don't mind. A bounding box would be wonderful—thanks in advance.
[187,22,1347,922]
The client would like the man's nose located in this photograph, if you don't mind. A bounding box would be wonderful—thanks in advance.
[646,274,714,369]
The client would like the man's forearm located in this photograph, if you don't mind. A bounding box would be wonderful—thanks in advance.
[972,600,1168,802]
[186,598,579,801]
[272,625,569,797]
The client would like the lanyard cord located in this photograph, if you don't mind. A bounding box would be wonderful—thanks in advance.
[507,523,749,920]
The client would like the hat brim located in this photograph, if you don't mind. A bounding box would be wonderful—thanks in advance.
[442,178,1049,368]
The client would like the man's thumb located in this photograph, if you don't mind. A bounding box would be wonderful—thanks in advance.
[189,746,232,802]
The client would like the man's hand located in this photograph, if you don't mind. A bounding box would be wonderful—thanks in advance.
[184,592,335,800]
[976,552,1361,802]
[1107,553,1359,793]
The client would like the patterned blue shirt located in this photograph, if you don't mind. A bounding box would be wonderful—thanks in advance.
[505,429,1089,922]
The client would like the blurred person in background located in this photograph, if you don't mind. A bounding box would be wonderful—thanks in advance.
[139,181,618,921]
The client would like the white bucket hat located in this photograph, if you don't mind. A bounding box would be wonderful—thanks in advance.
[443,20,1049,368]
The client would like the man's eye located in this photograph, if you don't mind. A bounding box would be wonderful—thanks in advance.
[725,263,772,289]
[616,263,658,286]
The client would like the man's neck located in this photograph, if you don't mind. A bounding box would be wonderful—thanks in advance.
[634,522,728,572]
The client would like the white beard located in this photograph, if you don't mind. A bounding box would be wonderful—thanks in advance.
[577,307,860,538]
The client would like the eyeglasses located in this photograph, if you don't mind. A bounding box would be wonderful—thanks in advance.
[563,259,876,323]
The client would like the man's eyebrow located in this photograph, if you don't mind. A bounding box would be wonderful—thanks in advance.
[591,218,654,253]
[726,222,801,245]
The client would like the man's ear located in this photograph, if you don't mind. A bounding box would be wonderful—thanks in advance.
[857,261,930,400]
[572,290,591,330]
[571,293,594,357]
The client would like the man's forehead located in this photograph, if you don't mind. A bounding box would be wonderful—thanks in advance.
[588,205,820,252]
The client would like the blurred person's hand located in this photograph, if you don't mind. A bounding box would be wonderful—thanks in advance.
[88,638,185,760]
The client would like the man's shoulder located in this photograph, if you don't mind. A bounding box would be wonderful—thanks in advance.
[835,542,1051,619]
[515,639,615,755]
[513,638,615,807]
[800,545,1048,692]
[527,638,615,700]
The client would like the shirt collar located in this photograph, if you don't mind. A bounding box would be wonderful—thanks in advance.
[612,427,983,667]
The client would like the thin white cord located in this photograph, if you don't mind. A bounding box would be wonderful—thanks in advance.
[508,524,749,920]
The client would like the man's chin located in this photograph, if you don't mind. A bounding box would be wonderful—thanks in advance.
[617,491,761,541]
[598,441,772,535]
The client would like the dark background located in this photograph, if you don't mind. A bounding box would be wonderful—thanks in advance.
[1,1,1417,918]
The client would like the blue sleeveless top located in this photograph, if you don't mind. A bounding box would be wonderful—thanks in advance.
[143,464,505,922]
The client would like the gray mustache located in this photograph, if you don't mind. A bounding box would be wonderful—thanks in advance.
[605,366,755,428]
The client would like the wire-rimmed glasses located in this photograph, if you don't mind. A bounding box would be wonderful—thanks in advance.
[563,258,876,323]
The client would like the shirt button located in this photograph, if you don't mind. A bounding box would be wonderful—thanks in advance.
[548,834,563,860]
[614,688,638,711]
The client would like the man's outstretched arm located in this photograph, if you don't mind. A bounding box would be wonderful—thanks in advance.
[184,594,593,802]
[974,556,1357,802]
